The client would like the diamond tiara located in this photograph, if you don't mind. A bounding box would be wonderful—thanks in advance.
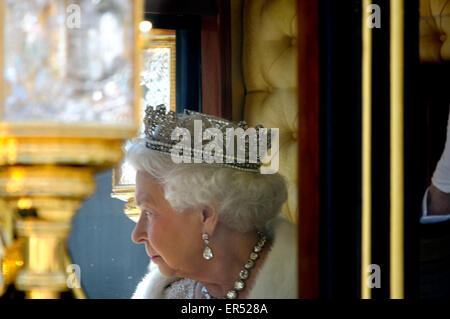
[143,104,273,173]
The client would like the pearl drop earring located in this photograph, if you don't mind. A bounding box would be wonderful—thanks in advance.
[202,233,213,260]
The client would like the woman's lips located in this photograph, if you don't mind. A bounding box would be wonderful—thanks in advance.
[150,255,160,260]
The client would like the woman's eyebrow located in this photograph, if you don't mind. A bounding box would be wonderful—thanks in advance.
[136,194,156,209]
[135,193,150,206]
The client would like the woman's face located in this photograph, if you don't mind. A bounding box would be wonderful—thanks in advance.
[132,170,204,278]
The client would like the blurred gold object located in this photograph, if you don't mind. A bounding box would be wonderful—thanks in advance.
[0,0,143,299]
[390,0,405,299]
[2,239,23,287]
[15,218,71,298]
[0,229,23,295]
[361,0,373,300]
[0,140,122,298]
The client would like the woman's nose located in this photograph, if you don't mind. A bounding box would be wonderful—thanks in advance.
[131,212,148,244]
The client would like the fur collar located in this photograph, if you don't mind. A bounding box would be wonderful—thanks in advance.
[132,215,298,299]
[247,216,298,298]
[132,262,178,299]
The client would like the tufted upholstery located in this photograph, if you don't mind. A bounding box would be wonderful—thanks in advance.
[420,0,450,62]
[239,0,298,223]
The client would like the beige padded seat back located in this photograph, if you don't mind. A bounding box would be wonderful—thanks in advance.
[241,0,298,223]
[420,0,450,62]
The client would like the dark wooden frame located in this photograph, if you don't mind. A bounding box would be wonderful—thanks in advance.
[298,0,320,298]
[200,0,232,120]
[145,0,231,119]
[145,0,217,16]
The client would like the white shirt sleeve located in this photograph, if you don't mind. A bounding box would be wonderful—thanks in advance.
[420,187,450,224]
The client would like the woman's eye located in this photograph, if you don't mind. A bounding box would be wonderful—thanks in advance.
[143,210,154,217]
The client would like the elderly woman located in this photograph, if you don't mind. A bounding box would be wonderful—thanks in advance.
[127,106,297,299]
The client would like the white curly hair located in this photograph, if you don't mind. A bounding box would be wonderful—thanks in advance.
[126,140,287,233]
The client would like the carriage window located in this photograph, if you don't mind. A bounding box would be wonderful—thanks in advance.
[111,26,176,220]
[111,13,203,217]
[141,28,176,114]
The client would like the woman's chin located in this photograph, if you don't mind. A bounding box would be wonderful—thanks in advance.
[155,262,177,278]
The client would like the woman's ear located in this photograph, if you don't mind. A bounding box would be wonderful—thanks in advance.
[201,206,219,236]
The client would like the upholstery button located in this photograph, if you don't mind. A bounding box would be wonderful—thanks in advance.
[290,37,297,47]
[440,34,447,42]
[291,132,297,140]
